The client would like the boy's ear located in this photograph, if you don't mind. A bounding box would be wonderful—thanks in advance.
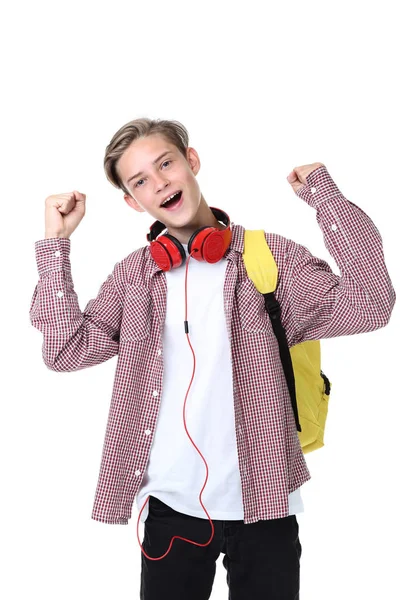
[186,146,200,175]
[124,193,146,213]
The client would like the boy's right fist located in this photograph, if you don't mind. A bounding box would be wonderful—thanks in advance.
[44,191,86,239]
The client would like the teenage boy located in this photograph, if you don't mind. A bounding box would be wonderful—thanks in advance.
[30,117,396,600]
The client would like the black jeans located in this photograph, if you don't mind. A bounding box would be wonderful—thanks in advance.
[140,495,302,600]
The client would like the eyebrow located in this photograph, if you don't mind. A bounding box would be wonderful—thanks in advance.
[126,151,172,185]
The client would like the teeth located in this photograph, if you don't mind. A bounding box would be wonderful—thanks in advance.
[161,191,180,206]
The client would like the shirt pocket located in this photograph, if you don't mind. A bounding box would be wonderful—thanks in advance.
[236,277,270,334]
[120,284,152,342]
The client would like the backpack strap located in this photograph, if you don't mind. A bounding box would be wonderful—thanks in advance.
[263,292,302,432]
[242,230,278,293]
[243,230,302,432]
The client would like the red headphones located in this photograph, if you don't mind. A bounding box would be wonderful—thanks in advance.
[146,207,232,271]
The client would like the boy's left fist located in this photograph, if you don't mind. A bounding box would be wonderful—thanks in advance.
[287,162,325,193]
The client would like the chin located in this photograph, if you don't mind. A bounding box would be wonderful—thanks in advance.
[159,194,194,224]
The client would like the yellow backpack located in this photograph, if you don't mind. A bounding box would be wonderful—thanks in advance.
[242,230,332,454]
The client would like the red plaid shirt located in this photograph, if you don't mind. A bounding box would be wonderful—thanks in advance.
[29,166,396,524]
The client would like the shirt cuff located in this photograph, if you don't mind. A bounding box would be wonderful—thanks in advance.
[294,165,343,208]
[34,238,71,276]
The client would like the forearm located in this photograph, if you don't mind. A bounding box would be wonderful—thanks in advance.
[29,238,123,371]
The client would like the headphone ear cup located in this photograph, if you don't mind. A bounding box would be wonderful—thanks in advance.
[202,230,228,262]
[150,234,186,272]
[189,227,230,263]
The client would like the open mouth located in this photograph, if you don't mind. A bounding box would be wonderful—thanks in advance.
[161,190,183,209]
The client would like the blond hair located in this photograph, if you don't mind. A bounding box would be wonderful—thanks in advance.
[104,117,189,196]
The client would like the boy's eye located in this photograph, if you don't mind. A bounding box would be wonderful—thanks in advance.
[135,160,172,187]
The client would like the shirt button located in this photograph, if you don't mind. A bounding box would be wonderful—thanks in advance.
[54,251,61,257]
[153,390,159,397]
[57,291,64,298]
[135,470,141,477]
[310,187,316,194]
[157,349,162,356]
[145,429,151,436]
[331,224,338,231]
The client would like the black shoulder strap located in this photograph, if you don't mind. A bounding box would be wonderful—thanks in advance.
[263,292,302,432]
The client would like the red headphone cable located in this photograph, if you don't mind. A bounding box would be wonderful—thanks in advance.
[136,247,215,560]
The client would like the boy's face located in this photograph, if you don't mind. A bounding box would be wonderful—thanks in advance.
[118,133,202,229]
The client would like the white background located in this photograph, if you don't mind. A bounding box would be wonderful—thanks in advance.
[1,0,399,598]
